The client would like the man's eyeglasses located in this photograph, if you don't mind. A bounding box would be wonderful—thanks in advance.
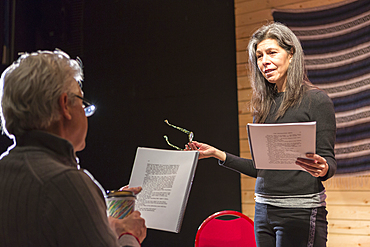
[74,94,96,117]
[163,119,193,150]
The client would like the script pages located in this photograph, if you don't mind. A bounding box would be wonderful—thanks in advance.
[247,122,316,170]
[128,147,199,233]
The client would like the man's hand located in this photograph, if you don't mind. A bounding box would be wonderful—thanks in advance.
[119,185,142,195]
[108,211,147,243]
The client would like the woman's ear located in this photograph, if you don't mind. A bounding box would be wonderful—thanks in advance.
[289,47,294,63]
[59,93,72,120]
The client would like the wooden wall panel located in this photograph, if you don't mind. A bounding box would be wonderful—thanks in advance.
[235,0,370,246]
[237,75,250,89]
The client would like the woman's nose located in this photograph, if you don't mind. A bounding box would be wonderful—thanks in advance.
[261,55,269,65]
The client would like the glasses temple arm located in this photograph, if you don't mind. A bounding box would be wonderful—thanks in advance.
[163,135,183,150]
[164,119,191,134]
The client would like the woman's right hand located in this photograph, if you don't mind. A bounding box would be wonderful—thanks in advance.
[185,141,226,161]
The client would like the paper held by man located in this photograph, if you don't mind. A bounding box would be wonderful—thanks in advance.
[128,147,199,233]
[247,122,316,170]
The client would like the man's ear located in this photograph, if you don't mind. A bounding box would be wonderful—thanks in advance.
[59,93,72,120]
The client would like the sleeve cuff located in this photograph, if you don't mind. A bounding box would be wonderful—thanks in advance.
[118,233,141,247]
[218,152,227,166]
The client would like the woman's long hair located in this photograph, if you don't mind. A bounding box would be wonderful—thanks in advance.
[247,22,314,123]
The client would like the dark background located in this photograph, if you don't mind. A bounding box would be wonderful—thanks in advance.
[0,1,241,246]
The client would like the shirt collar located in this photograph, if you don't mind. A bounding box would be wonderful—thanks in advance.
[16,130,78,166]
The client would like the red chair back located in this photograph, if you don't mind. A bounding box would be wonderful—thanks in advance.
[195,210,256,247]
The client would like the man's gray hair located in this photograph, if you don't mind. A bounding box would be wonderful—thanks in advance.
[0,49,83,137]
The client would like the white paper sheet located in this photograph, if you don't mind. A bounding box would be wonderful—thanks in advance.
[128,147,199,233]
[247,122,316,170]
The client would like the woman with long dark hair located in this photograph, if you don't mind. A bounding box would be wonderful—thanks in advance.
[187,22,336,247]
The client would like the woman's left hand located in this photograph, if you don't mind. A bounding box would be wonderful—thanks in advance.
[296,153,328,178]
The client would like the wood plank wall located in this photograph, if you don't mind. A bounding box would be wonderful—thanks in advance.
[234,0,370,246]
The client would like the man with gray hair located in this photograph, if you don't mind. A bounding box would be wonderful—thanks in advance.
[0,50,146,246]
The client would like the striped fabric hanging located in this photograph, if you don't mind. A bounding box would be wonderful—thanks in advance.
[273,0,370,175]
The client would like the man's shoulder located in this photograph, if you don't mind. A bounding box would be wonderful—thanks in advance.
[2,145,80,185]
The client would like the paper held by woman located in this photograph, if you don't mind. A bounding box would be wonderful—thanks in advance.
[247,122,316,170]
